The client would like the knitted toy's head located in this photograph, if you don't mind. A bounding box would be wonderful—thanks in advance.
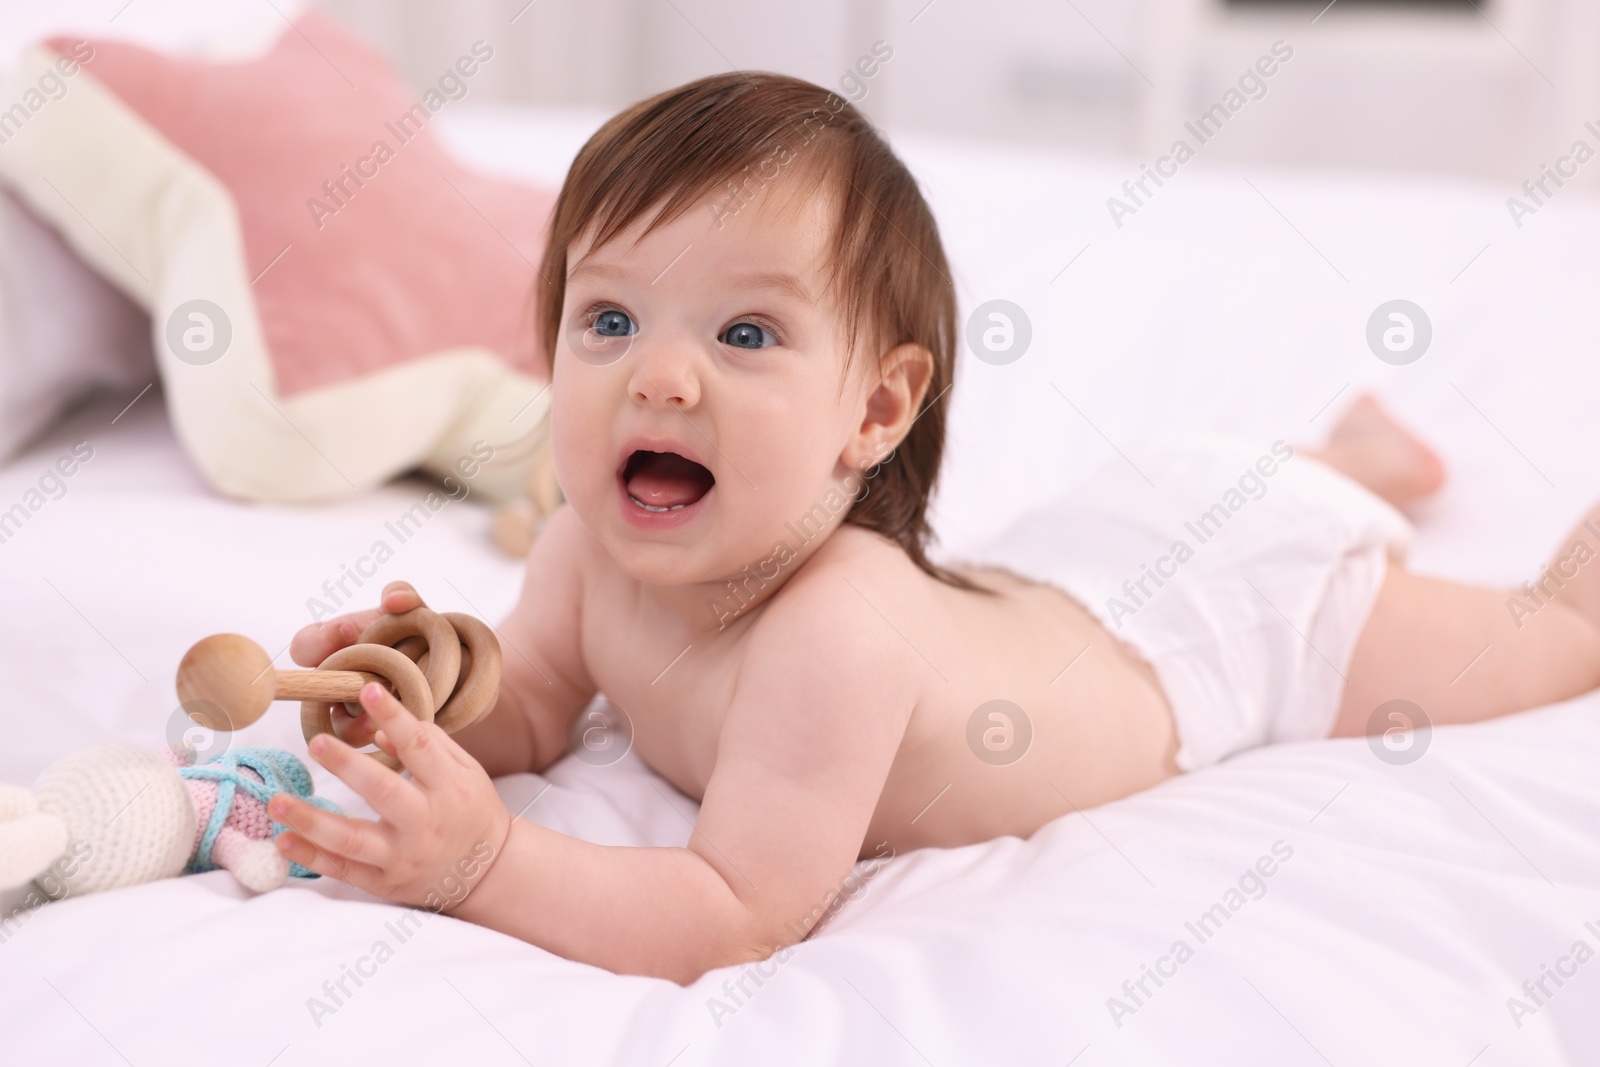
[0,746,193,898]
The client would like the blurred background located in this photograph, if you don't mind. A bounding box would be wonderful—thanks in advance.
[4,0,1594,186]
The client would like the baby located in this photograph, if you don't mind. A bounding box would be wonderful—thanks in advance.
[271,71,1600,982]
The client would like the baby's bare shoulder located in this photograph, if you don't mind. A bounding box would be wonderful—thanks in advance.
[742,527,924,677]
[725,528,923,758]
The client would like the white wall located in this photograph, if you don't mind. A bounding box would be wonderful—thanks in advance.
[2,0,1595,185]
[315,0,1600,185]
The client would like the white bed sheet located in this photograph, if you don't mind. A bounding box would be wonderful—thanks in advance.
[3,105,1600,1066]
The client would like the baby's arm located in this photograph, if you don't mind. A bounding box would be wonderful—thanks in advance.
[448,506,597,775]
[289,506,597,777]
[448,574,918,982]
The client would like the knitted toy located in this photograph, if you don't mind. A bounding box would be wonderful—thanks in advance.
[0,743,341,902]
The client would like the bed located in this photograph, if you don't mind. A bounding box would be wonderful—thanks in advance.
[2,104,1599,1067]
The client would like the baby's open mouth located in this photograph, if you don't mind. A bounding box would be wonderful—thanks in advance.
[622,450,715,512]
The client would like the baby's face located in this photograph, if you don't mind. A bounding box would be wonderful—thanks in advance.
[551,182,875,586]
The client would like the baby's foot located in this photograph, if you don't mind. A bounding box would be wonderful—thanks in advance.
[1315,393,1445,508]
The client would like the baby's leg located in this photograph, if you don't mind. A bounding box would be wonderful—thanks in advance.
[1303,395,1600,733]
[1329,504,1600,736]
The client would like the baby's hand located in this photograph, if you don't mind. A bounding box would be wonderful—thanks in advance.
[289,581,428,749]
[269,681,511,913]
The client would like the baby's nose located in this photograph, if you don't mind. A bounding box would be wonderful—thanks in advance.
[628,342,701,408]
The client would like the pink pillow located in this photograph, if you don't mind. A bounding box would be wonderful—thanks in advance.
[0,12,557,501]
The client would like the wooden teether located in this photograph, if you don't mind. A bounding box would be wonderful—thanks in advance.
[176,607,502,771]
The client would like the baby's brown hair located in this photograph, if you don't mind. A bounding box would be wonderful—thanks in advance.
[538,70,978,589]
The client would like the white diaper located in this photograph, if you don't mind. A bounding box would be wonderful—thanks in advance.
[962,431,1414,770]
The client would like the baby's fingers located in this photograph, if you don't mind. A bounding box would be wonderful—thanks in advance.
[270,793,395,868]
[329,702,411,756]
[330,704,379,748]
[358,682,459,787]
[273,824,386,894]
[290,611,381,667]
[288,584,424,668]
[380,581,426,615]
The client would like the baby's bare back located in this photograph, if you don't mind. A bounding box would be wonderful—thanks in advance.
[575,523,1180,856]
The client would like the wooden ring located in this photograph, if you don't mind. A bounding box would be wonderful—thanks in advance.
[358,608,461,714]
[302,644,434,771]
[433,612,502,734]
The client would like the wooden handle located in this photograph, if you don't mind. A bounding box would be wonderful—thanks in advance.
[272,668,387,704]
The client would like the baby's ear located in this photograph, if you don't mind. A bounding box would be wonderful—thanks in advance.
[845,343,934,467]
[0,810,69,891]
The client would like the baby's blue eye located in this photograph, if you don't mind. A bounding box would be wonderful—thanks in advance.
[721,321,774,349]
[591,309,635,337]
